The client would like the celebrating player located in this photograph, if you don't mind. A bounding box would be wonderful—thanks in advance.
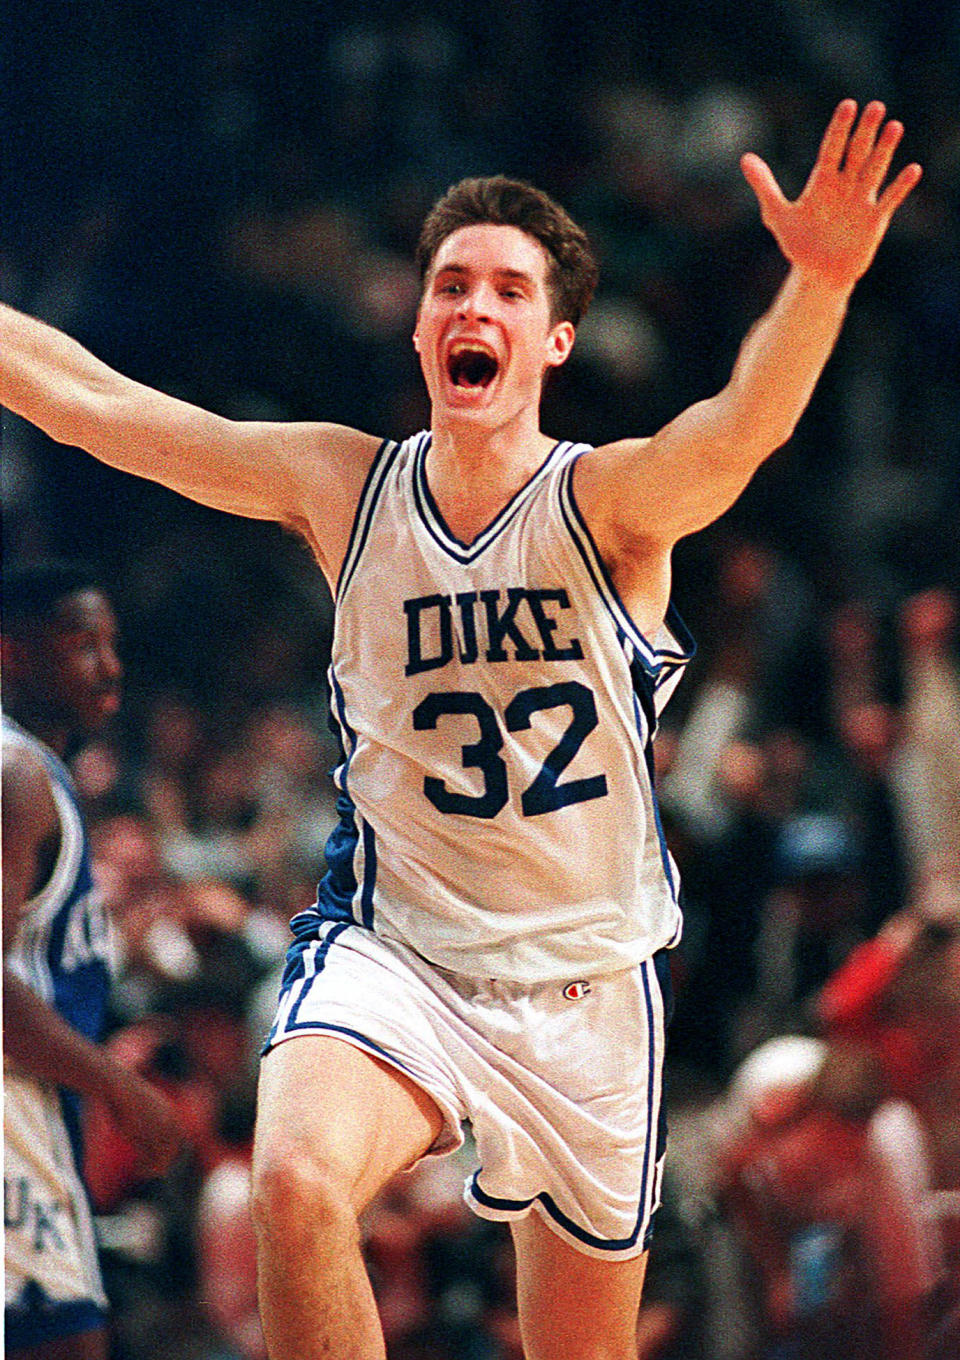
[0,102,920,1359]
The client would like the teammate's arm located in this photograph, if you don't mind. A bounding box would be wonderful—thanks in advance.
[0,303,380,578]
[576,101,922,558]
[2,744,183,1177]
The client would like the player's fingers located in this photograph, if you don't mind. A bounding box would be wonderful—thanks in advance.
[877,161,923,219]
[842,101,886,178]
[812,99,858,179]
[859,118,904,195]
[740,153,789,225]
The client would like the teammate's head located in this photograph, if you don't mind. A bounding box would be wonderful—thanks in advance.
[416,177,598,326]
[2,561,122,739]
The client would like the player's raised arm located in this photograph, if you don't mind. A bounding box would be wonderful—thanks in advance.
[0,303,380,577]
[575,100,922,556]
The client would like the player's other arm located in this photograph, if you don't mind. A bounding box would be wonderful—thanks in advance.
[1,744,183,1177]
[576,100,922,554]
[0,303,380,565]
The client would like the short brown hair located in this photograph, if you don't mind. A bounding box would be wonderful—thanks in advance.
[416,176,598,326]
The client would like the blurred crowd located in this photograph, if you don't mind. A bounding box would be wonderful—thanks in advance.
[3,2,959,1358]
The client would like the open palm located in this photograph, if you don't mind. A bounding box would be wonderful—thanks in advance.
[741,100,922,291]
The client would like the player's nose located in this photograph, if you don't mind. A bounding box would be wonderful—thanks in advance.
[457,285,493,322]
[99,643,123,683]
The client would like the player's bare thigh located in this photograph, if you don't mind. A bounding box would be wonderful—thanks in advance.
[511,1210,649,1360]
[253,1033,446,1216]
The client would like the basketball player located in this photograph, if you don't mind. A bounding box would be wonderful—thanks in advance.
[3,563,183,1359]
[0,101,920,1358]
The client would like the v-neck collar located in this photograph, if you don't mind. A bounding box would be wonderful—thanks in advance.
[412,432,571,564]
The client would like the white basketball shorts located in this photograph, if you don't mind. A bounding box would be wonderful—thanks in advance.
[4,1073,109,1349]
[263,920,673,1259]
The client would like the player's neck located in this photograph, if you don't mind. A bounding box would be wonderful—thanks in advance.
[426,414,555,545]
[428,409,554,485]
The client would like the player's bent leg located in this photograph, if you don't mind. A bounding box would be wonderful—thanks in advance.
[252,1033,446,1360]
[511,1209,649,1360]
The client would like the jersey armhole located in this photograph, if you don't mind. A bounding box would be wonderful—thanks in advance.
[24,782,86,934]
[556,455,694,676]
[334,437,404,601]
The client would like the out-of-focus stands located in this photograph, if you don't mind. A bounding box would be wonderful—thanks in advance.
[664,588,960,1358]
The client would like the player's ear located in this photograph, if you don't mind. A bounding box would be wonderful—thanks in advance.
[545,320,575,370]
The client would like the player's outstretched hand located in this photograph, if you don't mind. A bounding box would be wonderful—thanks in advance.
[740,100,922,292]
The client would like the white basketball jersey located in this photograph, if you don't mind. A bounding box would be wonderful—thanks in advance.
[295,432,693,982]
[3,717,111,1325]
[2,718,113,1039]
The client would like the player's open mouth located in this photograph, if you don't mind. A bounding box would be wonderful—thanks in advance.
[446,342,499,390]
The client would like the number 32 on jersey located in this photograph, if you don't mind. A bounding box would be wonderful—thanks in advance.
[412,680,608,820]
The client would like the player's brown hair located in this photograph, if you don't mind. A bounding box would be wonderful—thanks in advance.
[416,176,598,326]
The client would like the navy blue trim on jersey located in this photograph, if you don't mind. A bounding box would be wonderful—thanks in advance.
[321,666,377,930]
[637,955,658,1224]
[336,438,401,601]
[631,682,678,904]
[359,819,377,929]
[413,435,573,563]
[558,456,695,676]
[287,923,351,1028]
[308,671,361,926]
[329,668,356,755]
[309,791,361,927]
[263,921,351,1049]
[4,1298,108,1351]
[2,720,112,1045]
[263,923,431,1086]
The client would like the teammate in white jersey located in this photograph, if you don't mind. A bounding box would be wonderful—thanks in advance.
[2,563,182,1359]
[0,102,921,1358]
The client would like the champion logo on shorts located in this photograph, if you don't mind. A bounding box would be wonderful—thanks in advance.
[562,980,591,1001]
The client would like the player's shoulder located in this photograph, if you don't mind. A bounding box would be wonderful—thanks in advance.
[2,727,58,831]
[272,421,385,484]
[566,435,656,532]
[3,717,46,770]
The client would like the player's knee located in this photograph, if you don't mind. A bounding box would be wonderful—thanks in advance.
[251,1133,359,1250]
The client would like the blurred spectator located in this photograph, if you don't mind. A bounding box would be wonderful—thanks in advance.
[709,880,960,1359]
[196,1087,265,1360]
[891,589,960,888]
